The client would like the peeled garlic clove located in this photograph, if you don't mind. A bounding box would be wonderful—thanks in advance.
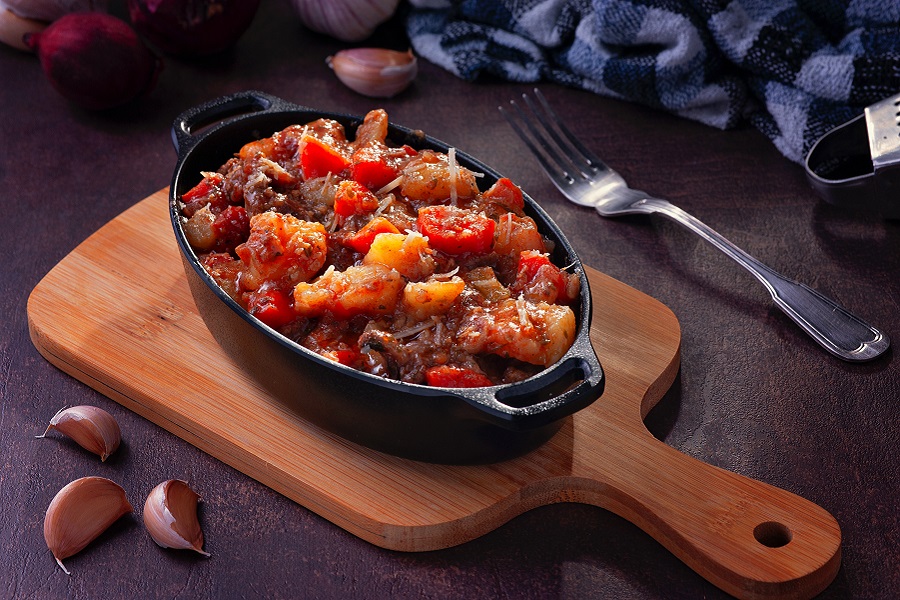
[327,48,417,98]
[37,405,121,461]
[44,476,133,574]
[143,479,209,556]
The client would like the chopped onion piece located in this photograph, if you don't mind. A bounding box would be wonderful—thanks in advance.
[501,213,513,247]
[259,157,290,180]
[374,194,394,216]
[327,214,339,233]
[432,266,460,280]
[394,317,439,339]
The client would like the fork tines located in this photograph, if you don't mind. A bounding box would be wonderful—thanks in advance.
[499,88,601,186]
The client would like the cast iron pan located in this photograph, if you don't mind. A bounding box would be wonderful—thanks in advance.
[169,91,604,463]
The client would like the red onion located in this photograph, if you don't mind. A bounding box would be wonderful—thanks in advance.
[25,13,162,110]
[127,0,261,56]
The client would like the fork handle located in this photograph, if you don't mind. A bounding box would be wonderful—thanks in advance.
[642,198,889,361]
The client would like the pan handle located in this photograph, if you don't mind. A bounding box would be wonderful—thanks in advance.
[472,333,604,431]
[170,91,298,156]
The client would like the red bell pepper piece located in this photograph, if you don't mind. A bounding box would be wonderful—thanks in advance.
[333,180,380,218]
[300,137,350,179]
[239,137,277,160]
[351,145,401,191]
[424,365,493,388]
[511,250,576,304]
[482,177,525,213]
[343,216,400,254]
[327,348,360,367]
[181,173,228,216]
[247,287,295,329]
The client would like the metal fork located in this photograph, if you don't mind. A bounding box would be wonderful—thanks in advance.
[500,89,889,362]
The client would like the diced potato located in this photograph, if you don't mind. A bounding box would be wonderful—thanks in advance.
[293,263,404,319]
[354,109,389,148]
[363,232,435,281]
[399,150,479,202]
[236,212,328,290]
[492,213,546,259]
[292,282,333,317]
[403,276,466,320]
[457,299,576,367]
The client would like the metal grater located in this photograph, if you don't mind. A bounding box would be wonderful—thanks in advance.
[867,94,900,171]
[805,92,900,218]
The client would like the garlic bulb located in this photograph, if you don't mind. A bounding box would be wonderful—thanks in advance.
[143,480,209,556]
[44,476,133,574]
[328,48,417,98]
[0,0,107,22]
[36,405,121,461]
[290,0,400,43]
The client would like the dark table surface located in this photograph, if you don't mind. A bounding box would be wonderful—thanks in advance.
[2,2,897,598]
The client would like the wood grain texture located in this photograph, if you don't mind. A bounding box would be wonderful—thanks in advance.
[27,190,840,599]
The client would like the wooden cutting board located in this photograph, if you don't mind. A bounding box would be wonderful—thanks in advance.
[27,190,840,599]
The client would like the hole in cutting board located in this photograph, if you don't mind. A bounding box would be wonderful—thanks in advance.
[753,521,793,548]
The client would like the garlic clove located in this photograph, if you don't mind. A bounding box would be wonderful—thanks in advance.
[290,0,400,43]
[327,48,417,98]
[36,405,122,461]
[44,476,133,574]
[143,480,209,556]
[0,0,108,23]
[0,7,46,52]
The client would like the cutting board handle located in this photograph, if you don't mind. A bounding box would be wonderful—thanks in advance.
[569,428,841,599]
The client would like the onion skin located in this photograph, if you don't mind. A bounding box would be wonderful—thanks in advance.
[127,0,261,56]
[25,13,162,111]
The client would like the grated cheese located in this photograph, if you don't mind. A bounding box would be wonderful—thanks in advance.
[448,147,458,206]
[434,320,445,346]
[516,297,532,329]
[375,175,404,196]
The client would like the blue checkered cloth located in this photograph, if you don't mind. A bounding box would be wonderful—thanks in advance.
[406,0,900,163]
